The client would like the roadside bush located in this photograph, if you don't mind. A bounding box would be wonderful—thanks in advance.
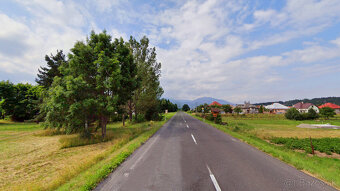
[133,114,146,123]
[285,108,301,120]
[319,107,336,119]
[206,113,214,121]
[215,113,222,124]
[307,108,319,119]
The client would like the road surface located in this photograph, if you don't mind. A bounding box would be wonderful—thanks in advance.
[95,112,337,191]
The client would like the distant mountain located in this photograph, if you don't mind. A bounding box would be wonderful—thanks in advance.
[168,97,234,108]
[255,97,340,106]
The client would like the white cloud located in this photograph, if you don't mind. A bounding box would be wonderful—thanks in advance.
[0,0,90,76]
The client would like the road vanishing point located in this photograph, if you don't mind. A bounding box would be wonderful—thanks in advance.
[95,112,337,191]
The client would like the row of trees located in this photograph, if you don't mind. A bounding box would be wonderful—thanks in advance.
[1,31,176,139]
[159,99,178,113]
[194,104,233,113]
[40,31,165,138]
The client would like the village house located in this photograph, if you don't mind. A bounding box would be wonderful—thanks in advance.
[293,102,319,113]
[209,101,222,107]
[236,101,258,114]
[265,103,289,114]
[318,103,340,114]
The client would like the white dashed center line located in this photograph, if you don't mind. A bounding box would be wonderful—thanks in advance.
[186,124,189,128]
[191,134,197,145]
[206,165,221,191]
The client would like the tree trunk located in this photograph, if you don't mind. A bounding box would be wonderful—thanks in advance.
[85,119,88,134]
[101,116,107,140]
[122,113,125,127]
[134,94,138,120]
[128,100,133,121]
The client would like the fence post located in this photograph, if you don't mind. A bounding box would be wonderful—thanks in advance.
[309,136,315,155]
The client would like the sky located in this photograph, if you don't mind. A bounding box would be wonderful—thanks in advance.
[1,0,340,103]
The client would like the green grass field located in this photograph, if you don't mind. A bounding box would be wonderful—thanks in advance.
[0,113,176,191]
[192,113,340,189]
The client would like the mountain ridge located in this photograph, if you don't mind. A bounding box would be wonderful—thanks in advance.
[255,96,340,106]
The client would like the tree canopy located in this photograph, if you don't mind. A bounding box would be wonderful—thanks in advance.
[128,36,163,121]
[42,31,140,138]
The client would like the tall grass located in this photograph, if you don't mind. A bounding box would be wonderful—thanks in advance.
[59,127,145,148]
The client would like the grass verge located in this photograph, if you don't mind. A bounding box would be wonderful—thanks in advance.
[192,114,340,189]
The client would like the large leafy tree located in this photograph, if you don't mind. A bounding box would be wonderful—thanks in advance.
[222,104,233,113]
[114,38,139,124]
[43,31,128,138]
[36,50,66,88]
[128,36,164,121]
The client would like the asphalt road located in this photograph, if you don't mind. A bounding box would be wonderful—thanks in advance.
[95,112,337,191]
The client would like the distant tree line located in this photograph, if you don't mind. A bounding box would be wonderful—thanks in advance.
[0,81,43,121]
[256,97,340,106]
[159,99,178,113]
[0,31,175,139]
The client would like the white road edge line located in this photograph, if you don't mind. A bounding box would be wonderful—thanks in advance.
[231,138,237,142]
[186,124,189,128]
[191,134,197,145]
[130,135,159,170]
[206,165,221,191]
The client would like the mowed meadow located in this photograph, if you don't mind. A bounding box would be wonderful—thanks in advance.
[0,112,175,191]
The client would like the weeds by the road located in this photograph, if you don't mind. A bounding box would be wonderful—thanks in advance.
[270,137,340,155]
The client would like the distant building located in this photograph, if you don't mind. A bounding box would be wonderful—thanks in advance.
[318,103,340,114]
[293,102,319,113]
[236,101,258,114]
[265,103,289,114]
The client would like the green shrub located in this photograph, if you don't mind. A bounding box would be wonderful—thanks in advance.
[133,114,146,123]
[319,107,336,119]
[206,113,214,121]
[285,108,301,120]
[215,113,222,124]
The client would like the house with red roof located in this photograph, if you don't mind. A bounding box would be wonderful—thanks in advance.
[318,103,340,114]
[293,102,319,113]
[209,101,222,107]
